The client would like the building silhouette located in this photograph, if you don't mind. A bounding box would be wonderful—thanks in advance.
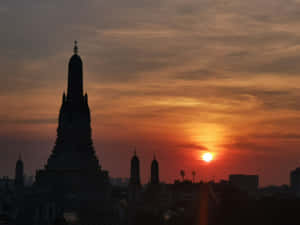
[150,155,159,185]
[32,42,112,218]
[129,150,141,202]
[130,150,141,186]
[290,167,300,193]
[15,155,24,190]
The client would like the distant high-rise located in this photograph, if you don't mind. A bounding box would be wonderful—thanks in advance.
[15,155,24,189]
[35,42,110,209]
[290,167,300,192]
[150,155,159,184]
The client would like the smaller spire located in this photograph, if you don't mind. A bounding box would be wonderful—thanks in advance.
[73,40,78,55]
[134,147,137,156]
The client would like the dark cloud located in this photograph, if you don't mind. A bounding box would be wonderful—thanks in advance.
[174,69,225,80]
[252,132,300,140]
[248,54,300,75]
[175,143,208,151]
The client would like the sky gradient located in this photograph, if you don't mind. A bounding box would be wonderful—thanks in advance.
[1,0,300,186]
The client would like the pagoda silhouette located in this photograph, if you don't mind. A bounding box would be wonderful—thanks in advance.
[35,42,111,210]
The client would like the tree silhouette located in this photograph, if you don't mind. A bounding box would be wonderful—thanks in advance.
[192,171,196,183]
[180,170,185,181]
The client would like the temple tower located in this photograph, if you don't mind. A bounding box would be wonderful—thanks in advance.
[41,41,100,171]
[128,150,141,202]
[150,155,159,185]
[35,42,110,208]
[130,150,141,186]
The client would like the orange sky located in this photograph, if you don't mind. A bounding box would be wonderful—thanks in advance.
[1,0,300,186]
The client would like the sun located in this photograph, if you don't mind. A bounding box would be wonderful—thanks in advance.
[202,152,213,162]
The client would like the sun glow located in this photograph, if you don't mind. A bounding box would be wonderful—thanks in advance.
[189,123,226,152]
[185,123,228,163]
[202,152,213,162]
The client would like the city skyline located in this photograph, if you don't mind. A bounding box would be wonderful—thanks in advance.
[2,0,300,186]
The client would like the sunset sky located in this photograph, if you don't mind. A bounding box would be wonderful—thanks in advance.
[2,0,300,186]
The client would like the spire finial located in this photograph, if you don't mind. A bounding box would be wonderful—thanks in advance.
[153,153,156,160]
[18,153,22,161]
[134,147,137,156]
[74,40,78,54]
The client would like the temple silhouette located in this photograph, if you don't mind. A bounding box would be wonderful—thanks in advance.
[13,42,116,225]
[35,42,110,209]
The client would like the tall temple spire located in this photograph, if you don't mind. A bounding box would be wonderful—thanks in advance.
[67,41,83,102]
[42,42,99,171]
[151,154,159,184]
[74,40,78,55]
[35,42,111,214]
